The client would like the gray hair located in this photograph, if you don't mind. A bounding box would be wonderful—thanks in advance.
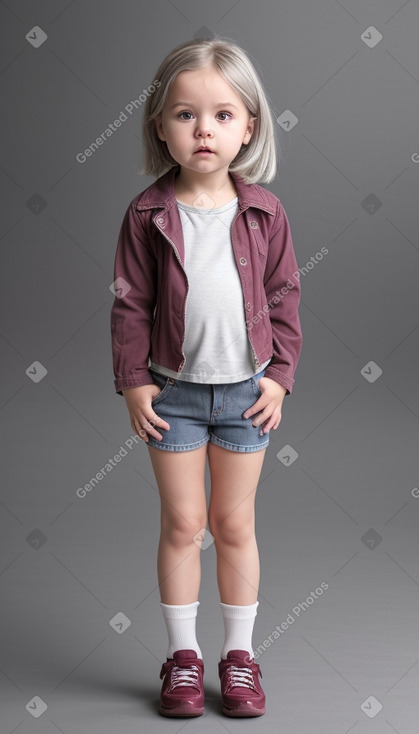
[139,36,279,183]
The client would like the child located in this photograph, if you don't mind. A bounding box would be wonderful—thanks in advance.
[110,36,302,718]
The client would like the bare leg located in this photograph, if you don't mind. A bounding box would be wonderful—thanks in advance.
[207,443,266,605]
[147,444,208,604]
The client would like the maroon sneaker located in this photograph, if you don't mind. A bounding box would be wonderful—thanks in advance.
[159,649,204,717]
[218,649,266,717]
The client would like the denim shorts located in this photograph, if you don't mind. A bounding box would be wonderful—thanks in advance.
[146,367,270,453]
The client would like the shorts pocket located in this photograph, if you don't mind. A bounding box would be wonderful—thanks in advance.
[150,371,174,406]
[250,369,266,396]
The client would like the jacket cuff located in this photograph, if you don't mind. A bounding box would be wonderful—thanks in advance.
[263,366,295,396]
[114,370,155,395]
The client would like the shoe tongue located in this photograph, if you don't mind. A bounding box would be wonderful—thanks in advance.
[172,649,198,662]
[227,649,252,661]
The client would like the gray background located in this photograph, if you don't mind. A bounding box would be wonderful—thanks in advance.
[1,0,419,731]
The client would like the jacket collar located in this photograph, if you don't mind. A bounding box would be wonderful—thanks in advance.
[135,165,276,215]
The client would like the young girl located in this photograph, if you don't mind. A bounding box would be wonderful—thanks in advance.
[110,36,302,718]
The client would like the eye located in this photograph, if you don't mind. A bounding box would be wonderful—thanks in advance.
[177,110,233,121]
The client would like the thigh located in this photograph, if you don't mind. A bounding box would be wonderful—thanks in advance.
[147,443,208,525]
[207,442,266,527]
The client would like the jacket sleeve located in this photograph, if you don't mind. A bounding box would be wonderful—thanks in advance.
[263,201,303,395]
[110,201,157,395]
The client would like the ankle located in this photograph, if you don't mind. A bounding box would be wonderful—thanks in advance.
[219,601,259,660]
[160,601,202,659]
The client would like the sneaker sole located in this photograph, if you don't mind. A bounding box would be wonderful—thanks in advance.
[159,702,204,717]
[222,702,265,717]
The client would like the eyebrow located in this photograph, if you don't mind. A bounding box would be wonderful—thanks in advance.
[170,102,239,110]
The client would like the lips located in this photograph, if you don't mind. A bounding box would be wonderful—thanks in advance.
[194,147,214,153]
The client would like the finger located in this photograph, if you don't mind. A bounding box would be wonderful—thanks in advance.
[142,415,169,442]
[150,413,171,431]
[252,406,279,428]
[242,398,264,420]
[249,403,270,425]
[132,417,149,442]
[132,411,170,442]
[259,411,282,432]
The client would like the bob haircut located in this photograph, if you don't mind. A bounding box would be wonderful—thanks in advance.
[140,35,279,184]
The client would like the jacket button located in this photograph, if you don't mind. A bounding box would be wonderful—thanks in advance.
[250,221,259,228]
[239,257,247,266]
[246,301,252,310]
[156,216,165,227]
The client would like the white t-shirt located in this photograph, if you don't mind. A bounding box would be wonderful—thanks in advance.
[150,197,270,383]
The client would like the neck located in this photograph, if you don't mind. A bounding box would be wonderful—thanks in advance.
[174,167,235,199]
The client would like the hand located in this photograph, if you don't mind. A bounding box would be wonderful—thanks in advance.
[122,385,170,442]
[242,377,287,433]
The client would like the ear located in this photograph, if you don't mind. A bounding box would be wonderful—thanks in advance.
[243,116,257,144]
[155,114,165,141]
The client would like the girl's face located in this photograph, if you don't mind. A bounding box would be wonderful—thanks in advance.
[155,65,256,178]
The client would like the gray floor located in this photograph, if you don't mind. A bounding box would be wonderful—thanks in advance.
[2,0,419,731]
[2,383,419,732]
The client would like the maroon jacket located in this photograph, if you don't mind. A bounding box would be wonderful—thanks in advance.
[110,165,302,396]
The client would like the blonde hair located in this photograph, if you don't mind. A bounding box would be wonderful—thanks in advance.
[139,35,279,184]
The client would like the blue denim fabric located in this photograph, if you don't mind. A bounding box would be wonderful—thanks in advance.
[146,368,269,453]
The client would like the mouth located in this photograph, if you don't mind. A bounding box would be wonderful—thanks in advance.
[194,147,214,154]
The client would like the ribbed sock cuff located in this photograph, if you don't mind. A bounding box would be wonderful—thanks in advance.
[160,600,200,618]
[220,600,259,619]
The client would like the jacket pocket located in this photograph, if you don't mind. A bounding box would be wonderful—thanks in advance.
[252,227,269,257]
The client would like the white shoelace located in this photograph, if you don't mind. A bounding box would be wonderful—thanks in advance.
[226,665,255,690]
[169,664,199,690]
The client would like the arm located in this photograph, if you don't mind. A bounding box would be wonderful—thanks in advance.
[262,201,303,395]
[110,201,157,395]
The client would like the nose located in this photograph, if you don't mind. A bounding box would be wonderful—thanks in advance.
[197,129,213,139]
[195,118,214,139]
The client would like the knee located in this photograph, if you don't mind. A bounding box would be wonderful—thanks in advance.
[161,512,208,548]
[208,513,254,546]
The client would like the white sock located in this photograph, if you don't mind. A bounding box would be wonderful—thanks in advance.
[220,601,259,659]
[160,601,202,659]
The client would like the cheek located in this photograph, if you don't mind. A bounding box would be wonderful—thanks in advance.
[170,125,191,144]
